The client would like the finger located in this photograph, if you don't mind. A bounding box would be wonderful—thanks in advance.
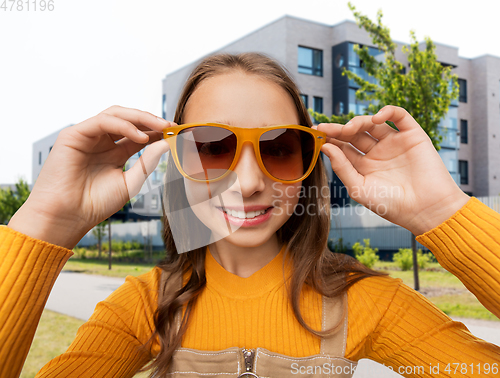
[321,143,364,192]
[371,105,420,132]
[123,139,170,199]
[324,137,365,165]
[109,121,177,142]
[101,105,175,133]
[319,117,379,154]
[73,113,152,144]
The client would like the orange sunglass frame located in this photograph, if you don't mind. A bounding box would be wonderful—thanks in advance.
[162,123,326,184]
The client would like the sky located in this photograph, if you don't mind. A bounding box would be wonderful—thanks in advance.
[1,0,499,184]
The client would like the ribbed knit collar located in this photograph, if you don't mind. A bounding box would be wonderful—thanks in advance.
[205,244,291,299]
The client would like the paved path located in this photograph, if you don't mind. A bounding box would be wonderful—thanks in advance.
[45,271,125,321]
[46,272,500,377]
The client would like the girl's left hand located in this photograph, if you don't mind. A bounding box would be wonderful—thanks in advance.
[315,105,470,236]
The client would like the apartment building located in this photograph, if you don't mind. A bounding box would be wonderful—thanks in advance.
[162,15,500,198]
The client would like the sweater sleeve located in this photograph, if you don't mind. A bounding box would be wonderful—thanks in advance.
[35,268,162,377]
[346,276,500,377]
[415,197,500,318]
[0,225,73,378]
[345,196,500,377]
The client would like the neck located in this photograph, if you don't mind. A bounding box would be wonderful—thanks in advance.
[209,234,281,278]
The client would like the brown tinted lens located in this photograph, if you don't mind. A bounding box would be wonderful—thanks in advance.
[177,126,237,180]
[259,128,315,181]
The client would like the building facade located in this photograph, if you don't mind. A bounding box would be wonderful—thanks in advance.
[162,15,500,198]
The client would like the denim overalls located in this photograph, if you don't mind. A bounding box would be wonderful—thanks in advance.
[157,270,357,377]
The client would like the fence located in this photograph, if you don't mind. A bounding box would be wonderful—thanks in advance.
[329,196,500,254]
[78,196,500,252]
[77,220,164,248]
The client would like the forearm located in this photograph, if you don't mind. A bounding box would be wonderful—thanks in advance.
[8,198,89,250]
[416,197,500,318]
[0,226,73,378]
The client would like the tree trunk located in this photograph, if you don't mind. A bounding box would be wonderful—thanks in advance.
[412,234,420,291]
[108,220,112,270]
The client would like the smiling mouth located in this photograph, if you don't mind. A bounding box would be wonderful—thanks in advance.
[216,207,273,220]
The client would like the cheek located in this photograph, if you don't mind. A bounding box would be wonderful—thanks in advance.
[273,183,302,214]
[184,179,213,221]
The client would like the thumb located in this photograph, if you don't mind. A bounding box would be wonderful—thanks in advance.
[123,139,170,200]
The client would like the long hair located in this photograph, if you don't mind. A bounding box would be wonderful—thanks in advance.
[146,52,387,376]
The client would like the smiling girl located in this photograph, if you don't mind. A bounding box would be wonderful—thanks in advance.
[1,53,500,378]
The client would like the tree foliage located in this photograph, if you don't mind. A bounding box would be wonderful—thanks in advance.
[0,179,31,224]
[311,2,459,150]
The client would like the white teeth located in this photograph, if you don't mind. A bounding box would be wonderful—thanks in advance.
[223,209,267,219]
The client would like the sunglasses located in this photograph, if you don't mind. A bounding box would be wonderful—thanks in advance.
[162,123,326,183]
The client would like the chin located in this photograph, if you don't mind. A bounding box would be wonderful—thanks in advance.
[215,230,276,249]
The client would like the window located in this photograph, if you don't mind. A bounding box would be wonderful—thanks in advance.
[458,79,467,103]
[49,146,53,152]
[162,94,167,119]
[300,94,308,108]
[313,97,323,114]
[298,46,323,76]
[151,170,160,184]
[38,151,41,165]
[151,195,159,210]
[133,195,144,209]
[459,160,469,185]
[460,119,468,144]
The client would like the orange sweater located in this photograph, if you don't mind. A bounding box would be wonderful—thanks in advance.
[1,197,500,377]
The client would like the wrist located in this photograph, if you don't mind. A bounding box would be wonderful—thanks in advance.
[8,199,89,250]
[406,191,471,236]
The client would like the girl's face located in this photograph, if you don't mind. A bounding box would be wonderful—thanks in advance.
[181,71,302,249]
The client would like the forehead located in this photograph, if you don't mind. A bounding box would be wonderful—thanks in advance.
[182,72,300,127]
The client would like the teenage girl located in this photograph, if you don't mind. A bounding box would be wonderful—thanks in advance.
[1,53,500,378]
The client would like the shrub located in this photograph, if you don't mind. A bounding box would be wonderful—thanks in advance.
[327,237,350,254]
[131,240,143,250]
[123,240,133,251]
[393,248,434,270]
[111,239,124,253]
[352,239,379,268]
[393,248,413,271]
[73,247,87,259]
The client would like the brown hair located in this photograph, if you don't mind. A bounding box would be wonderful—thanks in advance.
[145,52,387,376]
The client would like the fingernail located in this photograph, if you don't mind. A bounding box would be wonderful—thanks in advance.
[345,120,353,126]
[157,116,169,124]
[137,129,147,137]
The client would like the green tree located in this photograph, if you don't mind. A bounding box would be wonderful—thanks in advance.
[0,179,31,224]
[91,221,107,259]
[310,2,459,150]
[312,3,459,291]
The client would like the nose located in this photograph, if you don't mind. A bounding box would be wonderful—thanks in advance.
[230,142,266,197]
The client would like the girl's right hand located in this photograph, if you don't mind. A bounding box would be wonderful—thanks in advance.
[8,105,173,249]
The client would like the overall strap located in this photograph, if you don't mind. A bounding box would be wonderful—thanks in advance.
[158,269,183,333]
[320,291,348,357]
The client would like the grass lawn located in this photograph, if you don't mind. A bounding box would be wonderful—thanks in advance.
[374,261,499,322]
[20,310,85,377]
[63,258,157,278]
